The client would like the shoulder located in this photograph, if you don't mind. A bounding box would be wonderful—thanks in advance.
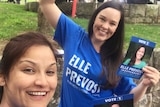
[123,58,131,64]
[141,61,147,65]
[126,58,131,61]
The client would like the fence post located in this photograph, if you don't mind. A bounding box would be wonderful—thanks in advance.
[71,0,77,18]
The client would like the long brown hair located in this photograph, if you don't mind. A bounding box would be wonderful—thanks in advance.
[88,1,125,89]
[128,45,146,66]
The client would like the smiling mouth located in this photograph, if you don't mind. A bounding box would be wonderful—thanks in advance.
[98,28,109,35]
[27,91,47,96]
[99,30,107,35]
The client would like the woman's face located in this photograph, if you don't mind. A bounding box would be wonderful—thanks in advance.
[136,47,145,60]
[1,45,57,107]
[92,7,121,44]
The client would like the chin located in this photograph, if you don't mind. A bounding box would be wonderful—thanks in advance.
[27,103,47,107]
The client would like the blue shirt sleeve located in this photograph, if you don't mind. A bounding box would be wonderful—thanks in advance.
[54,13,85,49]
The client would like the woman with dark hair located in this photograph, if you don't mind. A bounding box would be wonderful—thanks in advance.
[39,0,160,107]
[0,31,58,107]
[123,45,147,69]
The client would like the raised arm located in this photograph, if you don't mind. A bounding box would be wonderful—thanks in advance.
[39,0,62,29]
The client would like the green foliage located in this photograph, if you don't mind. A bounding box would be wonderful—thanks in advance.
[0,3,37,39]
[125,24,160,49]
[0,2,160,49]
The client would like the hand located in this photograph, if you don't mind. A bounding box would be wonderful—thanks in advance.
[142,66,160,87]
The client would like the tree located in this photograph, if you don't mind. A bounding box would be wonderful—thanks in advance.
[56,0,66,4]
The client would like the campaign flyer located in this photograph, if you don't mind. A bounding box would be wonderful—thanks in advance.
[93,94,134,107]
[117,36,156,79]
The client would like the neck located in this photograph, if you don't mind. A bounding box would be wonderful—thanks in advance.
[135,59,141,64]
[91,38,103,53]
[0,98,11,107]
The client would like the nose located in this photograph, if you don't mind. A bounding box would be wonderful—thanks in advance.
[34,73,48,87]
[140,52,143,55]
[102,22,109,30]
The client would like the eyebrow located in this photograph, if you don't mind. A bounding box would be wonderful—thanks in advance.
[99,15,105,18]
[99,15,118,23]
[50,62,57,67]
[18,60,57,67]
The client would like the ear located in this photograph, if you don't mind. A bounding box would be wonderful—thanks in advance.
[0,74,5,86]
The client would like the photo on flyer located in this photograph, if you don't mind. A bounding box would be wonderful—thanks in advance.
[117,36,156,79]
[93,94,134,107]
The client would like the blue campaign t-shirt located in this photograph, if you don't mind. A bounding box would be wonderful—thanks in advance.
[54,13,136,107]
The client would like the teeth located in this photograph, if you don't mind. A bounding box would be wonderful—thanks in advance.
[28,92,47,96]
[100,30,107,35]
[99,29,107,35]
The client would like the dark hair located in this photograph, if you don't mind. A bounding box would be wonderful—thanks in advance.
[88,1,125,89]
[128,45,146,66]
[0,31,57,101]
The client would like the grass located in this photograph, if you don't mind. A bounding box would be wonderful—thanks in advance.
[0,2,160,49]
[0,2,38,40]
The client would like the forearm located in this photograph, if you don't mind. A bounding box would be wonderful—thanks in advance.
[130,82,149,103]
[39,0,61,28]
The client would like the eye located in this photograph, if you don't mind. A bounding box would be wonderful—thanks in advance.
[22,68,35,74]
[99,16,106,22]
[110,22,116,26]
[46,70,56,76]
